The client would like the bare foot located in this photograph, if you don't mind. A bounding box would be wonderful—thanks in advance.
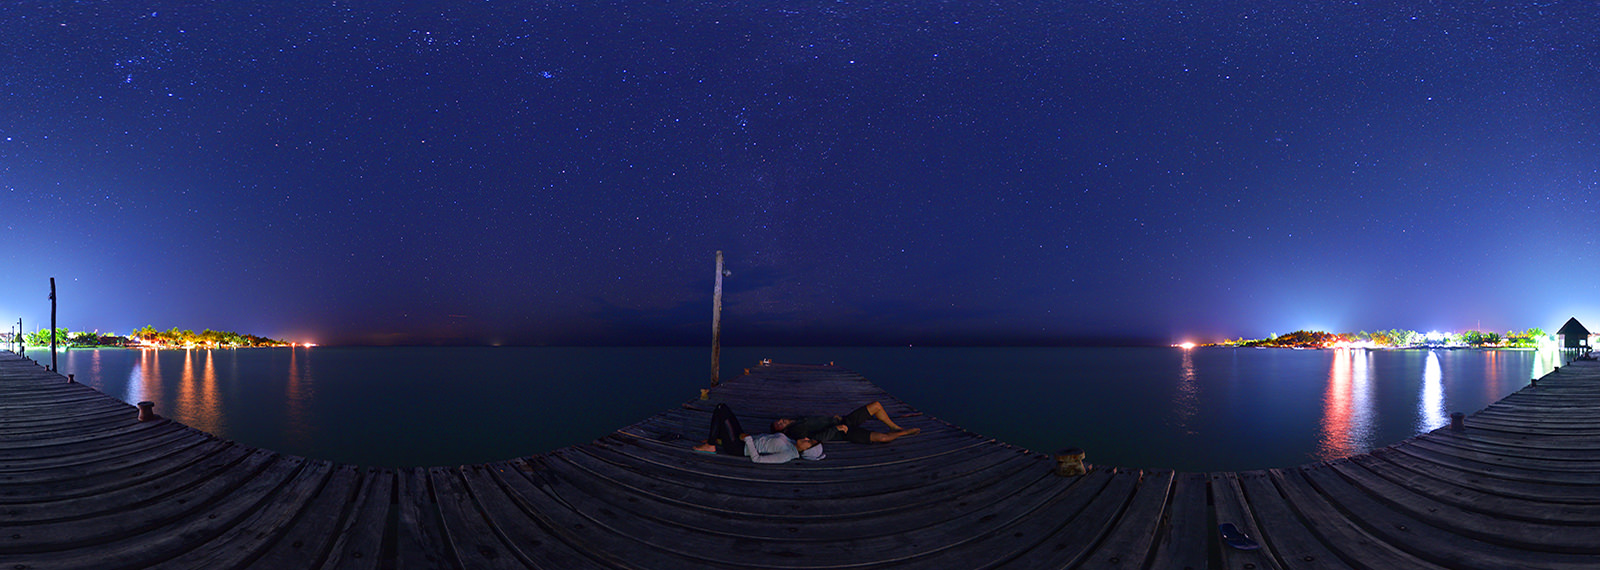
[869,427,922,443]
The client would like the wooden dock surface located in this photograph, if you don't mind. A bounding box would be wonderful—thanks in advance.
[2,350,1599,569]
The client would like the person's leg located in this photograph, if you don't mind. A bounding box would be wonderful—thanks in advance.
[867,427,921,443]
[837,401,916,444]
[862,401,905,432]
[706,403,730,444]
[840,405,873,429]
[707,405,742,445]
[707,403,745,448]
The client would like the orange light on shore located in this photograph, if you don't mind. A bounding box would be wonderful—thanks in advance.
[1178,342,1196,349]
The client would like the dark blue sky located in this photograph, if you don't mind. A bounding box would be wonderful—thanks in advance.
[4,2,1597,346]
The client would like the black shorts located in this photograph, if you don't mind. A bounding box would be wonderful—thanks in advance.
[840,405,874,444]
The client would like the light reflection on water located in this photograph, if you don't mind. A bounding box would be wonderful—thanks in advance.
[1315,347,1373,462]
[1417,350,1447,432]
[284,347,313,449]
[1483,349,1502,403]
[1171,348,1199,435]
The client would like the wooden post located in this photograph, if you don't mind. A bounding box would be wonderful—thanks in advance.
[1054,447,1086,476]
[49,277,57,373]
[1450,412,1464,431]
[68,373,74,383]
[137,401,157,422]
[710,251,727,387]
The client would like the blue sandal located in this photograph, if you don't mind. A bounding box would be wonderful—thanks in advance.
[1219,523,1261,551]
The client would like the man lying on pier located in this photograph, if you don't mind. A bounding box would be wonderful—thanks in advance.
[694,403,824,464]
[772,401,921,445]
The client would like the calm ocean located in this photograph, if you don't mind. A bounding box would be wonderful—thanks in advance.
[43,345,1560,471]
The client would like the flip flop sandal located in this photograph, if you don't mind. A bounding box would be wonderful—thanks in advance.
[1219,523,1261,551]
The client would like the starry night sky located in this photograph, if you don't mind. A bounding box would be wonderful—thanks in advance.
[4,2,1597,346]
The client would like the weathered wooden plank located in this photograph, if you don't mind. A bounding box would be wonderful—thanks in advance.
[985,468,1140,567]
[316,467,393,570]
[462,462,614,570]
[902,467,1121,569]
[395,466,461,569]
[1350,452,1600,523]
[1210,471,1281,570]
[246,463,367,570]
[0,448,282,552]
[1037,468,1175,569]
[553,441,1046,524]
[0,452,306,569]
[492,457,733,569]
[1147,471,1210,570]
[2,442,257,524]
[1447,427,1600,449]
[0,433,219,491]
[0,390,121,409]
[1323,457,1600,554]
[1375,445,1600,504]
[427,466,529,569]
[1470,408,1600,424]
[545,445,1056,544]
[150,459,337,569]
[0,404,130,429]
[1420,431,1600,466]
[1234,470,1350,569]
[537,454,1078,568]
[0,425,203,475]
[1269,468,1446,570]
[1386,440,1600,489]
[1298,462,1600,569]
[0,418,181,456]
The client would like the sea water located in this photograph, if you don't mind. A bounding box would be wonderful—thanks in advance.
[43,345,1560,471]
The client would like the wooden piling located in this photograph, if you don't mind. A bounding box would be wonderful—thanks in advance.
[710,250,726,387]
[49,276,57,373]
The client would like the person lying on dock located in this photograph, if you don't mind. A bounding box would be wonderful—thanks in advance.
[771,401,921,445]
[694,403,824,464]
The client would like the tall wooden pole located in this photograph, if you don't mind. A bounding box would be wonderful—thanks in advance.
[50,277,57,372]
[711,251,725,387]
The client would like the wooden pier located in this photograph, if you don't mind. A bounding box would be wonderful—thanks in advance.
[2,350,1598,569]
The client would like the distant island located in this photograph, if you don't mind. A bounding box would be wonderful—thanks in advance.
[10,326,290,349]
[1201,328,1548,350]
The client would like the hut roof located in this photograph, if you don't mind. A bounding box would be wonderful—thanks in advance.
[1558,317,1590,337]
